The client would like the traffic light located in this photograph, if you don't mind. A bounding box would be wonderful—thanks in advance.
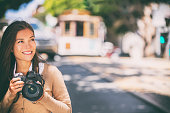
[160,33,168,44]
[160,36,165,44]
[160,32,168,57]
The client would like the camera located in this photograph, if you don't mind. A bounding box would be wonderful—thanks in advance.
[15,71,45,101]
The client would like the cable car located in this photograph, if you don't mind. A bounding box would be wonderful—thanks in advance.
[57,9,106,56]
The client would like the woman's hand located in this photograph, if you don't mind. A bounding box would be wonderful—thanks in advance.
[9,78,24,95]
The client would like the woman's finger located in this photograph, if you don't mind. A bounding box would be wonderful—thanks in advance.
[15,84,24,88]
[36,81,41,85]
[15,87,23,93]
[12,81,24,87]
[11,77,21,83]
[10,87,22,94]
[9,78,24,95]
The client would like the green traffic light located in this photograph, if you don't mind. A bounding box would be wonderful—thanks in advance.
[160,36,165,44]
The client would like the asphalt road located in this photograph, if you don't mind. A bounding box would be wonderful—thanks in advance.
[49,57,166,113]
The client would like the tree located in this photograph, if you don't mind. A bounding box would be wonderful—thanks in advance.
[85,0,170,44]
[43,0,86,16]
[41,0,169,44]
[0,0,32,18]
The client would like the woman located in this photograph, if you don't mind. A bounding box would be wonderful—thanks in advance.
[0,21,72,113]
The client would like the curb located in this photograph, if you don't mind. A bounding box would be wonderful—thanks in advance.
[131,92,170,113]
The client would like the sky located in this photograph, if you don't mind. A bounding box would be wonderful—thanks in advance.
[5,0,44,20]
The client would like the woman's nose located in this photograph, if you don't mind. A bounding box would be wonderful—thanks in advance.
[25,42,31,49]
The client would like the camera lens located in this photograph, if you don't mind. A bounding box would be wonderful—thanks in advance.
[22,83,43,101]
[23,84,39,97]
[27,85,37,94]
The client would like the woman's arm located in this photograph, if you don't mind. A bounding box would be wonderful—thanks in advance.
[0,77,24,113]
[0,89,16,113]
[39,65,72,113]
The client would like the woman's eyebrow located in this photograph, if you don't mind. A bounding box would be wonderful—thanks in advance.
[16,38,24,40]
[30,35,35,38]
[16,35,35,40]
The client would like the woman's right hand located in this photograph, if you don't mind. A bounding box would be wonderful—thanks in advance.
[9,78,24,95]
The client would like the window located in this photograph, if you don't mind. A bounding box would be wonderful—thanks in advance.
[90,23,94,36]
[76,21,83,36]
[65,21,70,33]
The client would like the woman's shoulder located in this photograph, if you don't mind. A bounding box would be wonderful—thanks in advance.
[41,63,62,77]
[44,63,59,71]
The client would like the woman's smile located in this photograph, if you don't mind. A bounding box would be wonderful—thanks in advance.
[22,51,33,55]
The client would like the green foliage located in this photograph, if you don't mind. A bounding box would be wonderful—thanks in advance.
[1,0,169,44]
[42,0,170,44]
[43,0,86,16]
[84,0,102,14]
[85,0,169,44]
[0,0,32,18]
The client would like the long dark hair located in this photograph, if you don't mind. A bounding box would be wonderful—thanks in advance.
[0,21,40,101]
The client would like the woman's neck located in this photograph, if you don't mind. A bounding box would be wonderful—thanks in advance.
[16,61,31,75]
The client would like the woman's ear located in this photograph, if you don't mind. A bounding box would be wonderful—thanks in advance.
[11,49,13,53]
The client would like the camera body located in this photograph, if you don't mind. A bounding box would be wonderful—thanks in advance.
[15,71,45,101]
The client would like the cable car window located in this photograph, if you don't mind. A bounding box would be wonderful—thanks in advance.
[76,21,83,36]
[65,21,70,34]
[90,23,94,36]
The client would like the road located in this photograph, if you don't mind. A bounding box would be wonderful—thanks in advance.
[48,56,169,113]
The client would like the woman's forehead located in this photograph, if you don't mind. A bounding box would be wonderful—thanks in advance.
[16,28,34,39]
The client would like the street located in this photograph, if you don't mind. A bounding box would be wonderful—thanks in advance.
[0,1,169,113]
[48,56,170,113]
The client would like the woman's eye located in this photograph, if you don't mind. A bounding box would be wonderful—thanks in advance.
[18,41,23,43]
[31,39,35,41]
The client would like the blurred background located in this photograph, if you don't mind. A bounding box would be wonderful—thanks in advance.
[0,0,170,113]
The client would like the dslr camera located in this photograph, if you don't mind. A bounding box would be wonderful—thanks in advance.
[15,71,45,101]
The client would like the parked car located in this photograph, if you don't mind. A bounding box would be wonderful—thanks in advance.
[26,18,58,58]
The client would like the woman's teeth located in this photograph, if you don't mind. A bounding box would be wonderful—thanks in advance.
[23,51,32,54]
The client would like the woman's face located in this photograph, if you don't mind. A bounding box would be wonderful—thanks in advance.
[13,28,36,62]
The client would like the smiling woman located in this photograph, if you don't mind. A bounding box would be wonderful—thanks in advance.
[0,21,72,113]
[13,28,36,65]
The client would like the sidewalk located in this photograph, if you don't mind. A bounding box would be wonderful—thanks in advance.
[104,57,170,113]
[109,57,170,97]
[65,56,170,113]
